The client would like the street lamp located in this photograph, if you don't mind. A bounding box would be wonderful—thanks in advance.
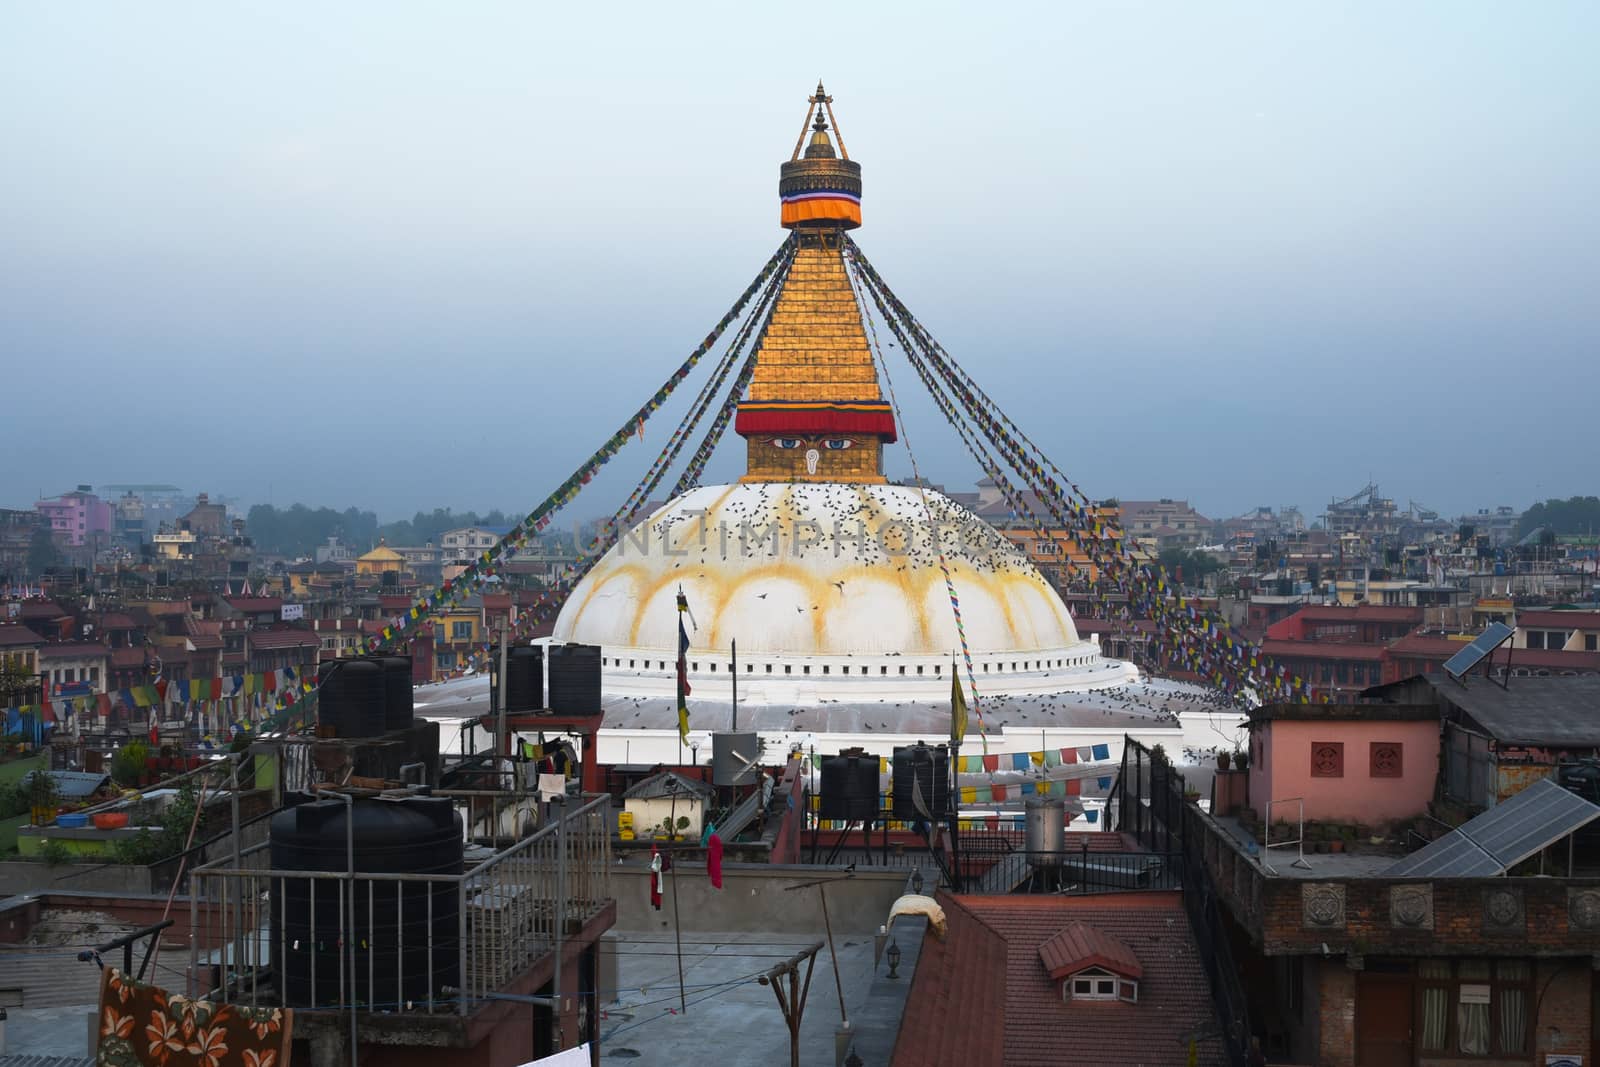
[886,940,901,980]
[688,739,700,767]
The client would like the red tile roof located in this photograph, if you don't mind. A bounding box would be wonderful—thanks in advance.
[17,601,67,620]
[893,891,1225,1067]
[0,624,47,648]
[1516,610,1600,631]
[892,892,1008,1067]
[246,629,320,650]
[110,647,149,669]
[95,612,139,630]
[225,597,283,612]
[1389,633,1600,671]
[1261,639,1386,662]
[1288,604,1424,623]
[1037,922,1142,981]
[38,642,110,660]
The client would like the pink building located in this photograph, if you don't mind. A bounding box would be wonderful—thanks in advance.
[1247,702,1440,827]
[35,485,113,548]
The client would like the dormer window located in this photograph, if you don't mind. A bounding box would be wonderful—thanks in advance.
[1064,966,1138,1003]
[1039,921,1143,1007]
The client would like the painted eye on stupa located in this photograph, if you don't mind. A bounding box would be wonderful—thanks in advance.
[771,438,804,450]
[822,438,853,450]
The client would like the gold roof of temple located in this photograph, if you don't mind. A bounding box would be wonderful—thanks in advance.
[735,84,895,484]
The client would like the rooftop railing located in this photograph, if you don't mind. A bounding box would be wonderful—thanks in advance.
[189,791,611,1017]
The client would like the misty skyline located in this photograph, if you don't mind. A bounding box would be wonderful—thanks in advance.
[4,3,1596,523]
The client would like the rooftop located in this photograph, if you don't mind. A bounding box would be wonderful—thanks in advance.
[893,891,1226,1067]
[1433,675,1600,746]
[36,643,109,660]
[0,624,47,647]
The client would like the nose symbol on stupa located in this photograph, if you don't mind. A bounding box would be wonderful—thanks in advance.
[805,448,821,475]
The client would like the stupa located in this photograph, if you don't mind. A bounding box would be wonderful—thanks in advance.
[550,86,1133,705]
[419,87,1235,790]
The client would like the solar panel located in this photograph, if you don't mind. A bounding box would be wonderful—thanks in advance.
[1442,621,1514,680]
[1384,827,1501,878]
[1384,778,1600,878]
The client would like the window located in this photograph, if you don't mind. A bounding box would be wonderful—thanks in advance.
[1526,631,1545,650]
[1310,741,1344,778]
[1370,742,1403,778]
[1588,634,1598,652]
[1064,967,1137,1003]
[1418,959,1530,1055]
[451,621,472,640]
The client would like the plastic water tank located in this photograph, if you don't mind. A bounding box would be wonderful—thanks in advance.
[505,646,545,712]
[1024,796,1066,867]
[547,644,602,714]
[270,796,464,1009]
[819,749,880,821]
[378,655,414,732]
[891,743,949,821]
[317,659,386,738]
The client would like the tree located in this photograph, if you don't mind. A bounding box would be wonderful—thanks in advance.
[0,659,39,707]
[26,527,59,578]
[1159,547,1224,586]
[1518,496,1600,540]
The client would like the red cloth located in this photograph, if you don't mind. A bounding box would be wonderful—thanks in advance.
[708,834,724,890]
[650,846,664,911]
[210,677,222,701]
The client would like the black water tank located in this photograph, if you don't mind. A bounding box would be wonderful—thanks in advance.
[270,796,463,1009]
[547,643,601,714]
[378,655,414,732]
[317,659,386,738]
[819,749,880,821]
[505,645,545,712]
[892,743,950,821]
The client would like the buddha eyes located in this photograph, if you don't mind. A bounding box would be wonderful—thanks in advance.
[769,437,852,450]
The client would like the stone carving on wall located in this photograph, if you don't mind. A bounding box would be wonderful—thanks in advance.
[1390,884,1433,929]
[1483,887,1524,933]
[1569,888,1600,932]
[1302,883,1346,928]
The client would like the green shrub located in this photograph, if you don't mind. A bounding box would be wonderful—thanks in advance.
[111,741,149,788]
[114,782,203,866]
[39,838,72,866]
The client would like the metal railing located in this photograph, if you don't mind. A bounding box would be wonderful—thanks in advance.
[1117,736,1252,1065]
[189,792,611,1017]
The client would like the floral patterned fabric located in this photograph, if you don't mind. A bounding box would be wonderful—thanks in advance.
[97,967,293,1067]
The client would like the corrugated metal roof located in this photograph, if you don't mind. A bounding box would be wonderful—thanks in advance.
[19,771,111,800]
[1439,676,1600,745]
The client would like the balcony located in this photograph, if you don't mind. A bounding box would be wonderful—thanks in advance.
[189,791,614,1055]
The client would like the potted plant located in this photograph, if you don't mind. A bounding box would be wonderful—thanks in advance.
[1216,749,1231,771]
[1232,748,1250,772]
[674,815,691,841]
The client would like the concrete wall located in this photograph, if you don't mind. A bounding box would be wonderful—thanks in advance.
[612,861,909,936]
[0,859,161,897]
[1253,718,1439,826]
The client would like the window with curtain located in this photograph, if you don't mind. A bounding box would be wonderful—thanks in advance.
[1416,958,1532,1056]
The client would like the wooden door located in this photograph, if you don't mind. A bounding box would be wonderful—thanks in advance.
[1356,974,1414,1066]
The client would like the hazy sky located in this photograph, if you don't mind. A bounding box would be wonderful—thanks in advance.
[4,2,1596,524]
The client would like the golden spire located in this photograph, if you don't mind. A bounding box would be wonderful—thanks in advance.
[737,84,892,484]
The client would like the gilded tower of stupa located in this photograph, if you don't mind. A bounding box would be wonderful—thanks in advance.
[734,83,897,484]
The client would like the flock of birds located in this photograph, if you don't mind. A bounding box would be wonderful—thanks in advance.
[636,482,1038,579]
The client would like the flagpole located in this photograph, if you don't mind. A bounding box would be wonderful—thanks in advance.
[949,654,963,893]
